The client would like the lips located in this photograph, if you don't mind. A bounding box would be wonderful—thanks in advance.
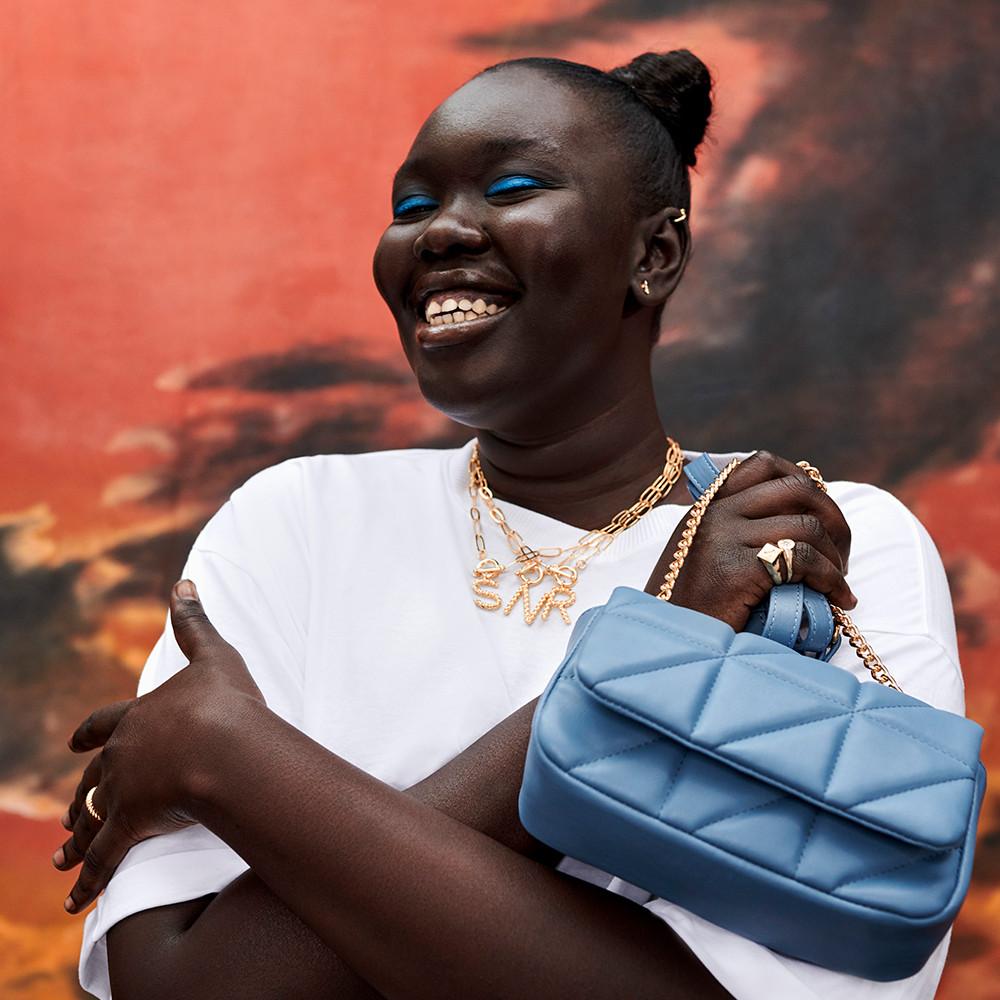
[411,270,521,315]
[415,298,516,349]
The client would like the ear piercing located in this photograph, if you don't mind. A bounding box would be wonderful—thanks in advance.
[641,209,686,296]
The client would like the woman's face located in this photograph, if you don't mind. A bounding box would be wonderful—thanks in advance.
[372,67,648,434]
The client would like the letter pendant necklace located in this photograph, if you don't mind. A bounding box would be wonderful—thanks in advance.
[467,438,684,625]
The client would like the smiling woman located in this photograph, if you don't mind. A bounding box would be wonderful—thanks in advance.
[55,49,969,1000]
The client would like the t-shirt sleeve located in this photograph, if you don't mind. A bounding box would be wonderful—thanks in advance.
[79,460,311,1000]
[641,482,967,999]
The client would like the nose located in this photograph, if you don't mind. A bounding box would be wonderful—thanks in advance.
[413,195,490,261]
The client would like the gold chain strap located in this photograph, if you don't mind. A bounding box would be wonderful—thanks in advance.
[657,456,902,691]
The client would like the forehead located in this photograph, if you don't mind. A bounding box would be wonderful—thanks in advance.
[394,67,624,187]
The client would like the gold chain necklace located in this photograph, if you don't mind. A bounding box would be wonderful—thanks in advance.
[468,437,685,626]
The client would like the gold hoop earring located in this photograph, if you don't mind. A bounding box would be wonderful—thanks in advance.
[640,279,651,295]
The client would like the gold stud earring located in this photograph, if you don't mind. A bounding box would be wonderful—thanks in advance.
[674,208,687,224]
[640,279,651,295]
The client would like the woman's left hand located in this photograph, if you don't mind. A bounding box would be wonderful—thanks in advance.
[52,580,266,913]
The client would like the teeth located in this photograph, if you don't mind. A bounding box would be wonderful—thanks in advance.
[427,303,509,326]
[421,291,514,323]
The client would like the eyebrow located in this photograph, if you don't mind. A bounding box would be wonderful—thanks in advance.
[392,135,564,190]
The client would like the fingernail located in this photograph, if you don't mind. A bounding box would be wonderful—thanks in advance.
[64,896,75,913]
[176,579,198,600]
[60,811,71,829]
[52,847,65,867]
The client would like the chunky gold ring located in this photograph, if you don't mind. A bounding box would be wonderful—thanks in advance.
[756,542,785,585]
[85,785,104,824]
[777,538,796,583]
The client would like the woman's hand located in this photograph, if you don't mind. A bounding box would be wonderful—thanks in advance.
[643,450,857,631]
[53,580,266,913]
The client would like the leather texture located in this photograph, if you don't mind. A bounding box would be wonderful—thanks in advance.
[683,452,840,659]
[519,585,986,981]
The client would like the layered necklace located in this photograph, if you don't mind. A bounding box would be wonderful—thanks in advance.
[467,437,684,626]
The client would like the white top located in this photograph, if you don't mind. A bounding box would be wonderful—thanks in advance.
[79,438,966,999]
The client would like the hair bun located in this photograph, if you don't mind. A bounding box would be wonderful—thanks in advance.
[608,49,713,167]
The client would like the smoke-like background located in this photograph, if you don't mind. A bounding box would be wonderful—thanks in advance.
[2,1,998,995]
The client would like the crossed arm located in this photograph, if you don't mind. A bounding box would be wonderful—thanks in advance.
[63,590,730,1000]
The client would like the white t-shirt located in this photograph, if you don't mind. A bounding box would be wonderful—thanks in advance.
[79,438,966,999]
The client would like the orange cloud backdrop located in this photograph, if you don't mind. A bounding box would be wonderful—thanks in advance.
[2,1,998,996]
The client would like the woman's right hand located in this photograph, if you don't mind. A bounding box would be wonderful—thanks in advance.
[643,450,858,632]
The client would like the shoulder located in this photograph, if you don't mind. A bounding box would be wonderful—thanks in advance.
[210,445,454,529]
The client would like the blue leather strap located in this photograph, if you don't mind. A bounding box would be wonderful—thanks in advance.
[682,452,840,659]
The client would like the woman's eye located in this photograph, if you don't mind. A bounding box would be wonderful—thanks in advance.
[485,175,546,197]
[393,195,437,218]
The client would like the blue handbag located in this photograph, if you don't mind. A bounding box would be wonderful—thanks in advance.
[519,453,986,981]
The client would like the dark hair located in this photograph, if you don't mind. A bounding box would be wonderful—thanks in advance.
[475,50,714,218]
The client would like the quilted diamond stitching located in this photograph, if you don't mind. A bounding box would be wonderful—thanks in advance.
[830,850,957,893]
[821,684,862,799]
[655,749,690,819]
[792,809,821,878]
[593,608,976,774]
[714,710,852,748]
[847,776,973,809]
[690,793,792,835]
[568,733,668,772]
[541,732,965,915]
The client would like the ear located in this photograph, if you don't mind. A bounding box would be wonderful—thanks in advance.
[630,205,690,306]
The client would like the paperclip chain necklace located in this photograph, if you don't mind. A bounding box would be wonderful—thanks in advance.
[468,437,685,625]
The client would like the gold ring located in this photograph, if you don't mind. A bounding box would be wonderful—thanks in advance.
[85,785,104,824]
[756,542,785,585]
[777,538,796,583]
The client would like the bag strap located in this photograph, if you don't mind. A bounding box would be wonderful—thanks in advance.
[667,453,901,690]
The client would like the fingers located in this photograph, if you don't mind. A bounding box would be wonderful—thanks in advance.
[713,449,804,500]
[53,780,105,873]
[746,514,848,583]
[748,538,856,610]
[170,578,225,660]
[64,820,135,914]
[720,469,852,572]
[68,700,136,754]
[65,752,103,831]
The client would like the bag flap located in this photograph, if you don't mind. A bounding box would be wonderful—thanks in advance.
[572,587,984,850]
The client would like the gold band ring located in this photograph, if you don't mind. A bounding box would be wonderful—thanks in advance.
[85,785,104,824]
[756,542,785,585]
[777,538,796,583]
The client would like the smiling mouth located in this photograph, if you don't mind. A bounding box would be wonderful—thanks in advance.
[415,299,515,348]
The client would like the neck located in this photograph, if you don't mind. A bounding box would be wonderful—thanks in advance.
[472,387,690,532]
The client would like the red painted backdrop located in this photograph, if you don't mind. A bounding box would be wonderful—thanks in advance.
[3,2,998,996]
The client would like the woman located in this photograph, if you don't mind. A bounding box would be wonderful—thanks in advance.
[54,50,965,999]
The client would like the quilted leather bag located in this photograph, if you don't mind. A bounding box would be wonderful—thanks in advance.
[518,454,986,982]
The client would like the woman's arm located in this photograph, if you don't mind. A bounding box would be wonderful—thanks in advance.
[68,591,729,1000]
[180,688,730,1000]
[106,698,560,1000]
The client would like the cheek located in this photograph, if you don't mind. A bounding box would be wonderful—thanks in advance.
[371,228,409,306]
[505,200,624,305]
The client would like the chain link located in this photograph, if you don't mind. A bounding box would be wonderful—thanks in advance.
[657,456,902,691]
[469,438,685,624]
